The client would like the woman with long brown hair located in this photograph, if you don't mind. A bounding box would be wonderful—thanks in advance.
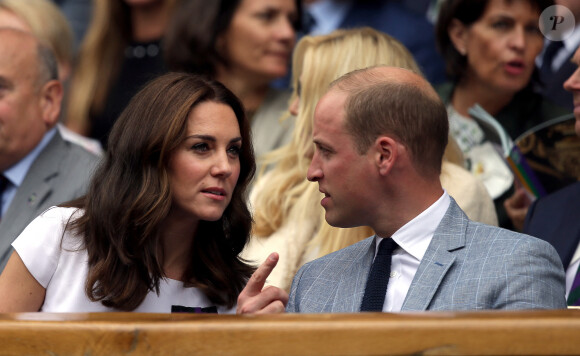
[0,73,286,313]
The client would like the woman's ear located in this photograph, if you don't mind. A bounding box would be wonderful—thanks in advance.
[375,136,397,176]
[448,18,468,56]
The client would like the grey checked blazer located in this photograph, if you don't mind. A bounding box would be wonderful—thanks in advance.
[0,132,99,272]
[287,198,567,312]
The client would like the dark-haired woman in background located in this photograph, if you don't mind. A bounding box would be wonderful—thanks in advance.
[0,73,286,314]
[164,0,301,163]
[434,0,569,229]
[65,0,178,148]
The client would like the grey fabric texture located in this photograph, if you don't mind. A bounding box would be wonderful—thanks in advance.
[287,198,567,312]
[0,132,99,272]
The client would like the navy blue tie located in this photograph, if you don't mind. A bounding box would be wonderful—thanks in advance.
[540,40,564,78]
[0,174,8,220]
[360,238,398,312]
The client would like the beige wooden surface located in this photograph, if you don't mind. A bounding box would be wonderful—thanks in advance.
[0,309,579,355]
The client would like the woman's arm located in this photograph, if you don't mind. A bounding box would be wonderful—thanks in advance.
[0,251,46,312]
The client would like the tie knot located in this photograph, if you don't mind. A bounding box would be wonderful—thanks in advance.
[377,238,398,256]
[545,40,564,55]
[541,40,565,74]
[0,174,8,193]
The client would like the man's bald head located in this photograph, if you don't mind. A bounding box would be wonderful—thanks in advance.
[327,65,449,177]
[331,65,438,98]
[0,27,62,171]
[0,27,58,90]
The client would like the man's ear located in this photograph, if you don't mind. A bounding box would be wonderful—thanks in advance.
[448,18,468,56]
[374,136,398,176]
[39,80,63,127]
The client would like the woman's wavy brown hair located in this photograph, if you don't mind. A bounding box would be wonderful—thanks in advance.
[64,72,256,310]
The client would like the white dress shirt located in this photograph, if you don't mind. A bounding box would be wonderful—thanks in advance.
[566,245,580,299]
[305,0,351,35]
[373,191,451,312]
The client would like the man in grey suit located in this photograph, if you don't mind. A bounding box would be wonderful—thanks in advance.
[287,66,567,312]
[0,28,99,271]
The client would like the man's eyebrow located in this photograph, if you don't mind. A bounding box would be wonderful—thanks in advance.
[313,139,333,150]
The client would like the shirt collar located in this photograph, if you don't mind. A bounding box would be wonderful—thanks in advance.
[564,25,580,52]
[3,128,57,188]
[376,190,450,262]
[306,0,351,35]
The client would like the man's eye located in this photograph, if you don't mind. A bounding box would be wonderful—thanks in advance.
[318,146,332,156]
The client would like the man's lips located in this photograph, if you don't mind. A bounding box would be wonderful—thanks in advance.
[319,189,330,207]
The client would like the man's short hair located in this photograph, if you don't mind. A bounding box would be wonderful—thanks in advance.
[332,67,449,177]
[35,38,59,87]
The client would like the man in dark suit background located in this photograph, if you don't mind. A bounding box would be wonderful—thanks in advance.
[301,0,447,84]
[536,0,580,110]
[525,44,580,306]
[0,28,99,272]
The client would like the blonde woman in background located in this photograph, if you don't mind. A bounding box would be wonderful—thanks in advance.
[243,27,497,291]
[0,0,102,154]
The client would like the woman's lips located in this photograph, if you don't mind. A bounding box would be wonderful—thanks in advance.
[202,188,227,201]
[504,60,525,75]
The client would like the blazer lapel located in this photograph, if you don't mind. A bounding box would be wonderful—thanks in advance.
[332,236,376,312]
[401,198,467,311]
[0,134,62,240]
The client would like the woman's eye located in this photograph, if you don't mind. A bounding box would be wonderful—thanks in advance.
[256,10,276,22]
[191,143,209,152]
[491,19,512,30]
[526,24,542,37]
[227,145,241,157]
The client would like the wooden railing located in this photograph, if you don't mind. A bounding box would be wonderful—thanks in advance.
[1,309,579,355]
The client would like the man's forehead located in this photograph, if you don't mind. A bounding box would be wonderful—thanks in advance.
[0,36,33,59]
[314,90,348,129]
[0,35,36,70]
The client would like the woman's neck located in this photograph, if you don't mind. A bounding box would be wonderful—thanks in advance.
[215,66,271,118]
[451,77,515,118]
[161,213,197,281]
[130,2,173,42]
